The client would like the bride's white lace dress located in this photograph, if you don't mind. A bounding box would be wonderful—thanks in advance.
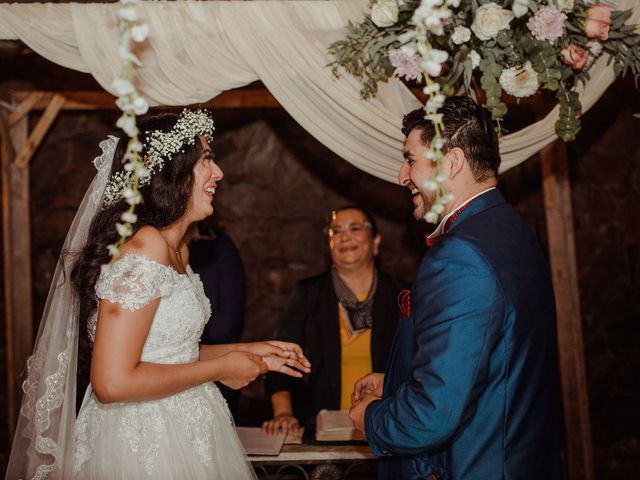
[73,254,256,479]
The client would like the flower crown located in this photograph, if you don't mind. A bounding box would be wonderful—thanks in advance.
[102,109,215,208]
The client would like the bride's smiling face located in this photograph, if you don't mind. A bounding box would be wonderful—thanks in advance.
[186,135,223,222]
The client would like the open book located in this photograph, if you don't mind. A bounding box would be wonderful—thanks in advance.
[235,427,304,455]
[315,409,365,441]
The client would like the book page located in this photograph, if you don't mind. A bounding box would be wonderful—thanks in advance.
[235,427,286,456]
[284,427,305,445]
[316,410,365,441]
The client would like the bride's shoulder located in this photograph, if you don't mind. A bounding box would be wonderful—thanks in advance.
[119,225,170,266]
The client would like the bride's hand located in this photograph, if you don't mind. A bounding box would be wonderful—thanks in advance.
[262,353,311,378]
[245,341,311,371]
[216,351,268,390]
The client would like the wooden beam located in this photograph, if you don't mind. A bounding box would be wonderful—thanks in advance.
[540,139,594,480]
[8,92,43,127]
[14,94,64,168]
[12,88,281,111]
[0,109,33,438]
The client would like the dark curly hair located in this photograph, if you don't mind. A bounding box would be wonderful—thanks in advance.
[402,96,500,182]
[71,112,206,409]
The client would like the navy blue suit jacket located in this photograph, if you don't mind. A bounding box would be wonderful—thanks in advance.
[365,189,561,479]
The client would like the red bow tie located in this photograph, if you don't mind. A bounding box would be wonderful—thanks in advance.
[425,198,476,248]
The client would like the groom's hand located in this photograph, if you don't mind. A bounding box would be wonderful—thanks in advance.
[349,393,378,435]
[352,372,384,404]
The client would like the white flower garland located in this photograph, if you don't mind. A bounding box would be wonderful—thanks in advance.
[108,0,149,259]
[408,0,460,224]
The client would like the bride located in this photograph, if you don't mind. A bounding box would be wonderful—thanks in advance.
[6,110,310,479]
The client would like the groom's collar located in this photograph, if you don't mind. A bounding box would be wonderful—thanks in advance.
[427,187,498,239]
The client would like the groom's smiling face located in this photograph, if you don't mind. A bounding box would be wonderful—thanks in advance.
[399,128,437,221]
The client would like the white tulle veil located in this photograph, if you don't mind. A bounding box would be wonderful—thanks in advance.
[5,136,119,479]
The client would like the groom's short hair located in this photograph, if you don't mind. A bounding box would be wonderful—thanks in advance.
[402,96,500,182]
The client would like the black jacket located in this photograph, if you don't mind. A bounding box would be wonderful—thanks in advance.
[265,270,406,430]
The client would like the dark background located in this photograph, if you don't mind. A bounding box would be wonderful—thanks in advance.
[0,36,639,479]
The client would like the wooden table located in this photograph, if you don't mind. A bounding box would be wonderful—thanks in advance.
[250,443,378,479]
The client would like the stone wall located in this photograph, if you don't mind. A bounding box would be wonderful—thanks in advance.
[0,75,638,477]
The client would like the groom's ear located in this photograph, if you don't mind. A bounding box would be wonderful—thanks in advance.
[445,147,466,179]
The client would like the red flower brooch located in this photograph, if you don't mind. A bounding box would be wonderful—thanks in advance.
[398,289,411,318]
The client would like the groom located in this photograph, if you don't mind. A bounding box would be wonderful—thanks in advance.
[349,96,561,479]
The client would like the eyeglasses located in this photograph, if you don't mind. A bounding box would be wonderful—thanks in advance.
[324,222,372,238]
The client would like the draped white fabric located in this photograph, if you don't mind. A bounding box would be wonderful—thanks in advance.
[0,0,636,182]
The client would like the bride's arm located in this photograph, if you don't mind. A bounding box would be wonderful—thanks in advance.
[90,298,266,403]
[90,227,267,404]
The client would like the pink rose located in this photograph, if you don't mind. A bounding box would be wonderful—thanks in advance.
[585,4,612,41]
[561,44,589,70]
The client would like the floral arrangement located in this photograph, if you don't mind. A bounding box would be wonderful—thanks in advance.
[108,0,149,258]
[103,109,215,209]
[328,0,640,221]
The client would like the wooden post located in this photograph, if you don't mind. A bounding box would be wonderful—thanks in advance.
[1,108,33,438]
[540,139,594,480]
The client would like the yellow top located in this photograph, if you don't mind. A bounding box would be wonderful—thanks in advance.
[339,294,372,410]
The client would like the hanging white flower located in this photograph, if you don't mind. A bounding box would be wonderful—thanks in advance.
[121,211,138,223]
[132,96,149,115]
[131,24,149,42]
[425,211,439,223]
[413,3,452,36]
[451,26,471,45]
[371,0,399,28]
[116,222,133,237]
[420,48,448,77]
[471,2,514,41]
[469,50,481,70]
[426,94,446,114]
[118,7,138,22]
[112,78,135,97]
[116,114,139,137]
[499,62,539,98]
[512,0,529,18]
[423,82,441,95]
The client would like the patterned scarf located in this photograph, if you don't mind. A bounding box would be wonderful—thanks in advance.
[331,267,378,334]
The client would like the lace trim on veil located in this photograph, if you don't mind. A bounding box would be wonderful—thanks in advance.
[6,136,118,479]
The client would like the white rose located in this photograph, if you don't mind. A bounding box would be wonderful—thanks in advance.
[471,2,514,41]
[512,0,529,18]
[469,50,481,69]
[451,26,471,45]
[371,0,399,28]
[555,0,574,13]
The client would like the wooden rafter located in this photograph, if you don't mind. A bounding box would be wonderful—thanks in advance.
[14,94,64,168]
[12,88,281,111]
[8,92,44,127]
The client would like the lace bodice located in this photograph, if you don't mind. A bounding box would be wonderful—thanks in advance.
[74,254,253,478]
[88,254,211,364]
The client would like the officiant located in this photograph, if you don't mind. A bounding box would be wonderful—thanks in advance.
[263,206,406,435]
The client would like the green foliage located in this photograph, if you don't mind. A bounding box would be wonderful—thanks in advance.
[327,18,399,99]
[327,0,640,142]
